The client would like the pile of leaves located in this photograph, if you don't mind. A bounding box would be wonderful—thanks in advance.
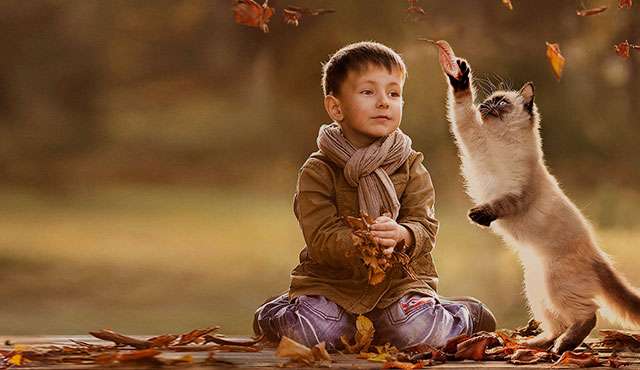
[327,317,640,369]
[343,212,416,286]
[0,327,264,368]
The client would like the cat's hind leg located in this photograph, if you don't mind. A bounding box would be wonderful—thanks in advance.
[522,309,563,350]
[551,314,597,354]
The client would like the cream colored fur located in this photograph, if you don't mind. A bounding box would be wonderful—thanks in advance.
[445,62,640,352]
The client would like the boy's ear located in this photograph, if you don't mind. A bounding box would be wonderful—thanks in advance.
[324,95,343,122]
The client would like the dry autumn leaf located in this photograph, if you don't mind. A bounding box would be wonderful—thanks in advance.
[420,39,462,79]
[282,6,335,27]
[341,315,375,354]
[598,329,640,351]
[508,348,552,365]
[176,327,219,345]
[501,0,514,10]
[619,0,633,8]
[576,6,608,16]
[344,213,414,285]
[382,360,426,369]
[407,0,425,14]
[545,42,566,81]
[89,329,152,349]
[614,40,640,59]
[455,334,500,361]
[232,0,274,33]
[554,351,602,368]
[275,336,331,366]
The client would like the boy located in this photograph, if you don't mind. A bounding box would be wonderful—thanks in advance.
[254,41,495,351]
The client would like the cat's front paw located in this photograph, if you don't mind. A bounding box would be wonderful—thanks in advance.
[468,205,497,227]
[447,59,471,93]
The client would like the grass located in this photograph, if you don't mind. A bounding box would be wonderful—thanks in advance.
[0,185,638,335]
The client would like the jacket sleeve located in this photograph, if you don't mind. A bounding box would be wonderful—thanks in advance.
[397,152,440,258]
[293,159,359,269]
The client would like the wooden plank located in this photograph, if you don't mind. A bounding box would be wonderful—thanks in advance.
[2,336,640,369]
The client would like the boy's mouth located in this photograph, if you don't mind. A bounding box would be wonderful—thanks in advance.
[371,115,391,120]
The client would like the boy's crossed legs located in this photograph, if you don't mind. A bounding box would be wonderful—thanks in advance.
[255,293,495,351]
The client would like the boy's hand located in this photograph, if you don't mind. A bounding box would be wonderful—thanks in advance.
[370,216,414,256]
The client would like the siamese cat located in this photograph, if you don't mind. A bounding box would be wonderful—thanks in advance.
[444,58,640,353]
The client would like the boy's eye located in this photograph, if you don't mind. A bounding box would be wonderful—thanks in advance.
[361,89,373,95]
[389,91,401,98]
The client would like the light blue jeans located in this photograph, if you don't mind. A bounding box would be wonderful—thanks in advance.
[255,293,472,351]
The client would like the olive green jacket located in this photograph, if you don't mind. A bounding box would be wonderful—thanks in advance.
[288,149,440,314]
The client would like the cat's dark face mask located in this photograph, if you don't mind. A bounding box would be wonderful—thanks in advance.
[479,94,513,121]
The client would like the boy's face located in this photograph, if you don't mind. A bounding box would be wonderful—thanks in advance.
[325,64,404,148]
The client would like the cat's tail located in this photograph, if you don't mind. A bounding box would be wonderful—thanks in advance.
[595,259,640,328]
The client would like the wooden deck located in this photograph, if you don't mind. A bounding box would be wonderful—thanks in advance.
[1,335,639,369]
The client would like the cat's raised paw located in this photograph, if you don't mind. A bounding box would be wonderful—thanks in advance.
[448,59,471,93]
[468,205,497,227]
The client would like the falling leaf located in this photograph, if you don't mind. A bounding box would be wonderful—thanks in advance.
[554,351,602,368]
[419,39,462,80]
[576,5,608,16]
[619,0,633,8]
[282,6,334,27]
[614,40,640,59]
[232,0,275,33]
[501,0,514,10]
[545,42,566,81]
[283,8,302,26]
[406,0,426,21]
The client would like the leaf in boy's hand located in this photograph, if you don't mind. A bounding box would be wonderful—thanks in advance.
[619,0,633,8]
[420,39,462,79]
[545,42,566,81]
[232,0,274,33]
[501,0,514,10]
[576,6,608,16]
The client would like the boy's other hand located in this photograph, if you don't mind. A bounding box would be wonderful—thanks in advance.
[370,216,414,253]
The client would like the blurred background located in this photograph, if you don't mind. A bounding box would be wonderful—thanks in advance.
[0,0,638,335]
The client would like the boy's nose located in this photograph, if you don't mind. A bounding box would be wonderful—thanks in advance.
[376,96,389,109]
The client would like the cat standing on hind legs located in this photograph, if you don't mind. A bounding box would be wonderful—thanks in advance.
[443,57,640,353]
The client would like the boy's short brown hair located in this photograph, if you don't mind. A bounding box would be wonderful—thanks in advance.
[321,41,407,97]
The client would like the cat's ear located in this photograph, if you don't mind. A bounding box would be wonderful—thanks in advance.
[324,95,344,122]
[519,82,535,113]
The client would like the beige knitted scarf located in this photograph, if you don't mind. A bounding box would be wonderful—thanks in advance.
[317,122,413,220]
